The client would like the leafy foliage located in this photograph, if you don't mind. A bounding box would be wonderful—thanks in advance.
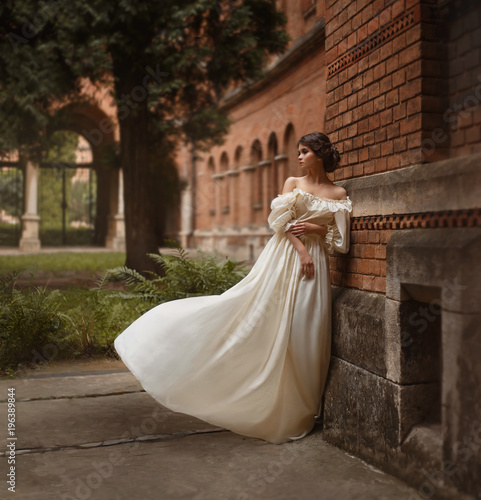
[0,0,289,270]
[98,241,248,305]
[0,167,23,217]
[59,289,148,358]
[0,270,67,372]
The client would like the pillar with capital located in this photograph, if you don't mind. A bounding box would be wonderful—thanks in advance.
[19,159,41,252]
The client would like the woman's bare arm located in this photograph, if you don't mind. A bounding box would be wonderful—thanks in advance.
[288,222,327,238]
[285,231,314,279]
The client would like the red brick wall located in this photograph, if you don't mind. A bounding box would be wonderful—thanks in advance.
[177,0,481,295]
[325,0,431,180]
[444,0,481,157]
[322,0,481,294]
[331,228,389,292]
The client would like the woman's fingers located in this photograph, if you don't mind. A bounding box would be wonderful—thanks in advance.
[302,263,314,279]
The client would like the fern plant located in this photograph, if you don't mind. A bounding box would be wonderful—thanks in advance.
[0,270,68,373]
[60,290,148,358]
[97,241,248,306]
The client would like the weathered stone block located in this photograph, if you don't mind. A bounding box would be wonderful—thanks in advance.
[323,357,401,459]
[332,287,387,377]
[386,227,481,313]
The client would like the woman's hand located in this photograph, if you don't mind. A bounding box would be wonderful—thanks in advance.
[289,222,327,238]
[299,250,314,279]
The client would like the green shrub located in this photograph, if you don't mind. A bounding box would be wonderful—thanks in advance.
[98,242,248,306]
[0,270,69,373]
[60,290,148,358]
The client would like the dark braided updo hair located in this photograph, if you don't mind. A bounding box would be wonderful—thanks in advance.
[297,132,340,173]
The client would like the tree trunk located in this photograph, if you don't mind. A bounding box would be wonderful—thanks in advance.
[118,93,160,274]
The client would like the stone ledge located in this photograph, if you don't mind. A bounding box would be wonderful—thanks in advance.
[337,153,481,217]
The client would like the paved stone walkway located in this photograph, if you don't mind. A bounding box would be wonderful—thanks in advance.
[0,359,425,500]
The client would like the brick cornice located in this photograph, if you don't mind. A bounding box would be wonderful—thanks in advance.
[351,209,480,230]
[327,5,420,78]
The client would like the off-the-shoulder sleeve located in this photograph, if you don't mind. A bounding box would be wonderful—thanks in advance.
[267,192,298,233]
[325,205,352,254]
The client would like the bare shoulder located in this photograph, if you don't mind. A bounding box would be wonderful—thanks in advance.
[281,177,298,194]
[333,185,348,200]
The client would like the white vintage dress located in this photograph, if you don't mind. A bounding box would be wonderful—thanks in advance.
[114,188,352,444]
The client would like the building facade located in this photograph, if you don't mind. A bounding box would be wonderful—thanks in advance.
[176,1,481,498]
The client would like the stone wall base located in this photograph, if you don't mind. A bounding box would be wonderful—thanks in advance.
[323,284,480,500]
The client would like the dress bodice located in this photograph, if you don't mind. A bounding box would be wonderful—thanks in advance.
[267,188,353,255]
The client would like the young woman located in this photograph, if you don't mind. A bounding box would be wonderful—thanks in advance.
[114,131,352,444]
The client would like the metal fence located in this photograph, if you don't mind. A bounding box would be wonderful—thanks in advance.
[38,164,96,246]
[0,166,23,246]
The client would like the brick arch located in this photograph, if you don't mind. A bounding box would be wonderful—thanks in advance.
[250,139,263,224]
[250,139,263,163]
[267,132,279,200]
[220,151,229,171]
[283,123,298,178]
[53,102,117,151]
[268,132,278,157]
[49,102,121,246]
[203,156,216,220]
[234,146,244,168]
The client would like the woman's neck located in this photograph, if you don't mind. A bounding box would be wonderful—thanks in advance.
[304,168,331,185]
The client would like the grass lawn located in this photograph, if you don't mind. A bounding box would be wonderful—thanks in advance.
[0,252,126,274]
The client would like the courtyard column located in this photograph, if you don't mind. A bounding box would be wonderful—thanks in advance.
[19,159,41,252]
[179,180,193,248]
[106,168,126,251]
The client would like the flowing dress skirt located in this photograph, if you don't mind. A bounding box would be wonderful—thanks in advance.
[114,232,332,444]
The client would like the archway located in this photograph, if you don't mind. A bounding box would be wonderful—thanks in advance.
[0,101,125,251]
[38,130,96,245]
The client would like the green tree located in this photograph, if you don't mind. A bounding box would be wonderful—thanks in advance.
[0,0,289,271]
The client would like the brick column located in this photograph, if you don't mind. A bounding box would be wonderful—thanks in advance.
[324,0,448,180]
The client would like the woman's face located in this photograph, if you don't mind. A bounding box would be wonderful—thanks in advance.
[297,143,321,171]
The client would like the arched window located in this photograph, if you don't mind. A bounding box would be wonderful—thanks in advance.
[268,132,279,199]
[207,157,215,217]
[284,123,297,179]
[220,152,229,215]
[250,140,263,209]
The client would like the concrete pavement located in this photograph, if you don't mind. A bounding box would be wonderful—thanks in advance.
[0,358,425,500]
